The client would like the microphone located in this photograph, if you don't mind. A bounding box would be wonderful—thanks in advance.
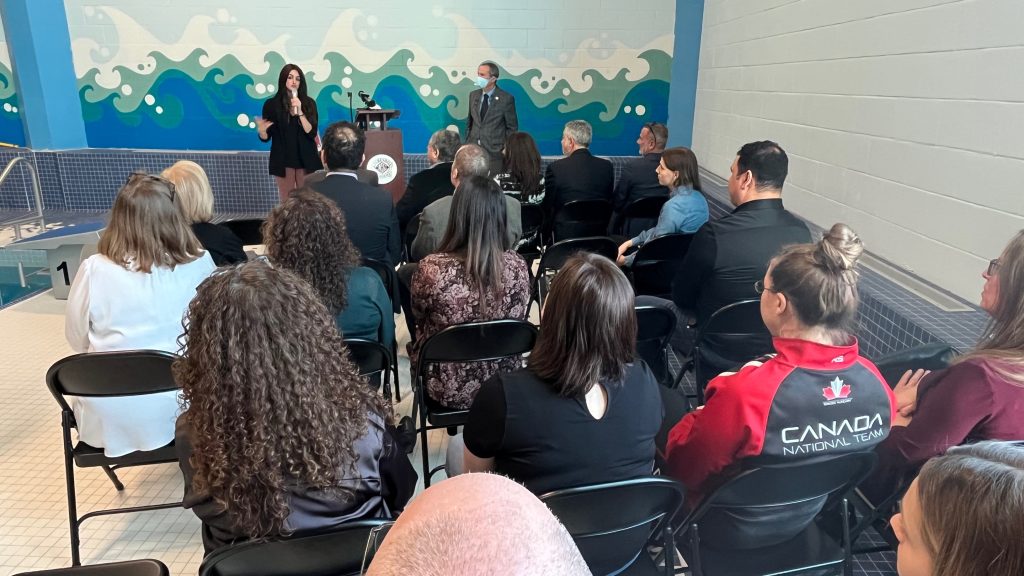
[358,90,377,108]
[290,90,299,116]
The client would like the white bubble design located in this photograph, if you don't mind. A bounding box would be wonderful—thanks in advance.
[144,94,156,105]
[635,105,646,116]
[344,66,353,75]
[155,106,163,114]
[121,84,132,95]
[623,105,632,114]
[216,9,230,23]
[419,84,431,97]
[236,113,249,127]
[432,89,439,96]
[248,121,256,129]
[562,88,570,96]
[254,83,266,95]
[2,103,10,112]
[341,77,353,89]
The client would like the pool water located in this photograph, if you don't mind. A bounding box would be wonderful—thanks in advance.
[0,264,50,309]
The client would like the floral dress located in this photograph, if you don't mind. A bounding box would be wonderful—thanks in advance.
[409,251,531,409]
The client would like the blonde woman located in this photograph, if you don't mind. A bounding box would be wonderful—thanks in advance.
[162,160,246,266]
[862,230,1024,502]
[65,172,215,456]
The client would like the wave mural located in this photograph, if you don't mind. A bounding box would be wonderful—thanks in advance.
[0,13,25,147]
[71,4,674,155]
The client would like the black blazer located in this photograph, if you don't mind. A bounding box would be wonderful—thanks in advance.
[542,148,615,217]
[191,222,246,266]
[396,162,455,233]
[613,152,668,211]
[260,97,322,177]
[310,173,401,266]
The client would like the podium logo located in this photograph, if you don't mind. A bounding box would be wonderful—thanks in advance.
[368,154,398,185]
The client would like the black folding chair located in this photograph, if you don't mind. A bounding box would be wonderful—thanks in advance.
[629,233,693,299]
[553,199,614,243]
[533,236,618,307]
[677,452,877,576]
[413,319,538,487]
[671,299,772,405]
[344,338,393,395]
[198,519,391,576]
[636,305,678,388]
[361,258,402,402]
[872,342,958,386]
[404,213,421,263]
[620,195,669,238]
[45,351,184,565]
[15,559,170,576]
[541,477,685,576]
[517,203,545,263]
[222,218,265,245]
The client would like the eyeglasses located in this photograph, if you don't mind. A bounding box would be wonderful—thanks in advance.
[987,258,1001,277]
[754,279,780,295]
[125,171,176,203]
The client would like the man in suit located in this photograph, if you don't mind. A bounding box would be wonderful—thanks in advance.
[542,120,614,235]
[611,122,670,234]
[303,166,378,187]
[308,121,401,266]
[396,128,462,238]
[466,61,518,174]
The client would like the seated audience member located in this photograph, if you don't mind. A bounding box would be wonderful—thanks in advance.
[161,160,246,266]
[396,128,461,236]
[309,121,401,265]
[644,140,812,355]
[175,261,411,553]
[860,230,1024,504]
[409,144,522,261]
[367,473,590,576]
[891,441,1024,576]
[458,253,662,494]
[616,147,709,266]
[664,224,895,548]
[542,119,614,227]
[495,131,545,205]
[611,122,670,233]
[65,172,216,457]
[410,176,530,409]
[264,189,393,345]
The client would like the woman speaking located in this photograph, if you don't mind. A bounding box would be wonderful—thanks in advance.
[256,64,322,202]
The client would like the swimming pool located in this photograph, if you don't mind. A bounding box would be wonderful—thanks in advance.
[0,250,51,309]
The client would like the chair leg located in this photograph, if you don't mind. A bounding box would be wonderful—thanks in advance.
[842,497,853,576]
[102,465,125,491]
[62,437,81,566]
[420,426,432,488]
[391,342,401,402]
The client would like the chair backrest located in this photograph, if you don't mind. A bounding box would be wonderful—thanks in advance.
[222,218,266,245]
[695,299,772,390]
[537,237,618,277]
[418,319,538,366]
[554,199,613,242]
[14,559,170,576]
[46,351,180,414]
[541,477,685,576]
[198,519,389,576]
[404,213,421,260]
[362,258,399,310]
[684,452,877,549]
[630,233,694,298]
[873,342,958,387]
[622,195,668,220]
[520,203,544,239]
[635,306,677,386]
[344,339,390,377]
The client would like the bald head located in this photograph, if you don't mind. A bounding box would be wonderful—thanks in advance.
[367,474,591,576]
[451,144,491,187]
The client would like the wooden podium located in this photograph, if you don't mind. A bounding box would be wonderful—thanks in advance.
[357,109,405,204]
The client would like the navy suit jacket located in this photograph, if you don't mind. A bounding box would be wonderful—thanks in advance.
[310,173,401,266]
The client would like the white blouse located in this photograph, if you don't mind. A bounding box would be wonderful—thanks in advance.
[64,253,216,457]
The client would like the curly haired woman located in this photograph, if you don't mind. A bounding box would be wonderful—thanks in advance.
[264,188,393,344]
[174,261,409,553]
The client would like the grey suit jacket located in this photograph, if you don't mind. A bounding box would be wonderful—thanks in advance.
[466,85,518,156]
[410,194,523,261]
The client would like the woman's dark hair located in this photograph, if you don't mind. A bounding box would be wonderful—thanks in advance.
[528,253,636,398]
[437,176,510,312]
[275,64,317,125]
[501,132,543,201]
[264,188,361,315]
[174,261,384,540]
[769,223,863,342]
[914,441,1024,576]
[661,147,703,192]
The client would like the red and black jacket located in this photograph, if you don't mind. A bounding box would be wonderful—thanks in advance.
[665,337,896,502]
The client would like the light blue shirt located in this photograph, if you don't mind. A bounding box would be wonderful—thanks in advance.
[626,187,709,265]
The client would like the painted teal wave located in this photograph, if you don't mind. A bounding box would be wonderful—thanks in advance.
[78,48,673,154]
[0,65,25,146]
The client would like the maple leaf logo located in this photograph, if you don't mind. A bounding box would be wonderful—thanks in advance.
[822,377,851,401]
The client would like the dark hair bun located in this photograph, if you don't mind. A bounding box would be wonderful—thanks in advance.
[818,223,863,272]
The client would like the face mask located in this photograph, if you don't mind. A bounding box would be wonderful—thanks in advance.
[474,76,489,89]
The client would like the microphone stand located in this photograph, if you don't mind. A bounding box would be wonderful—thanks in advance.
[347,92,354,122]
